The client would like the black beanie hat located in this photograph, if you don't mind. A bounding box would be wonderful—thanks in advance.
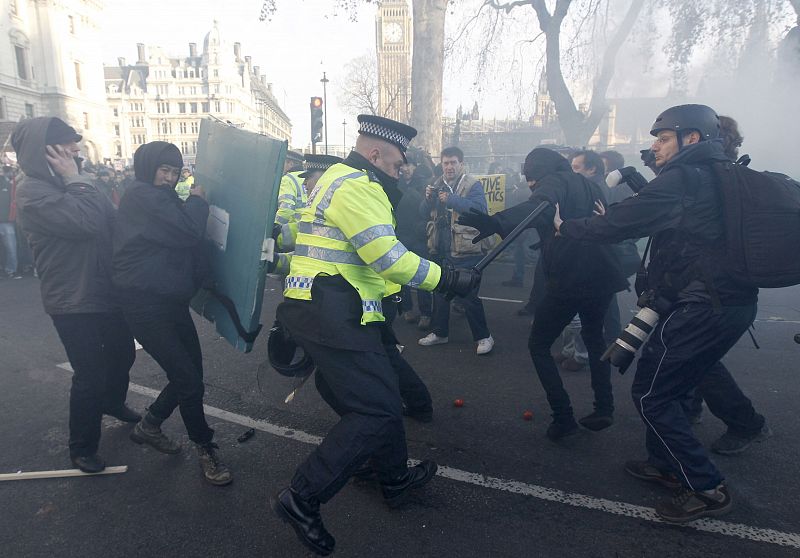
[45,118,82,145]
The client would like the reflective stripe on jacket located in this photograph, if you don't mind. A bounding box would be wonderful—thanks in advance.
[284,162,441,324]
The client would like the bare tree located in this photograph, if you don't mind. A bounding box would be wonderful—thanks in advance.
[337,54,381,116]
[486,0,644,146]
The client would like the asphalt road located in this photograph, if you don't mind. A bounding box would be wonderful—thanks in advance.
[2,263,799,558]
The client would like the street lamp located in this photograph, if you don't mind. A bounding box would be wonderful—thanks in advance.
[320,71,329,154]
[342,119,347,155]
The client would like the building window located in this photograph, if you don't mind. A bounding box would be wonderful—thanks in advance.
[113,107,119,117]
[214,101,221,112]
[24,103,34,118]
[201,102,209,112]
[178,102,186,114]
[0,97,6,120]
[190,103,198,114]
[114,124,120,136]
[179,122,187,134]
[115,144,122,157]
[83,112,89,129]
[157,101,170,114]
[74,62,82,90]
[213,69,219,78]
[190,121,199,134]
[68,15,75,34]
[191,141,197,154]
[14,46,28,79]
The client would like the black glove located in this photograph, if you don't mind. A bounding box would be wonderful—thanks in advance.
[271,223,282,241]
[436,262,482,300]
[457,209,502,243]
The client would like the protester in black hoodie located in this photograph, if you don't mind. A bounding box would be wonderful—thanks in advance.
[459,147,628,440]
[11,117,138,473]
[113,141,231,486]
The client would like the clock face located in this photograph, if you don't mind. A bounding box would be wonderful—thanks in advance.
[385,22,402,43]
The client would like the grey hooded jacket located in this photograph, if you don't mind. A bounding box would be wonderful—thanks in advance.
[12,117,117,314]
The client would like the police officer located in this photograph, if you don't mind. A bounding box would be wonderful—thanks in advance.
[274,150,305,234]
[553,105,758,523]
[271,115,479,556]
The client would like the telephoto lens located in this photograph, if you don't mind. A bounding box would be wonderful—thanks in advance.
[602,307,661,373]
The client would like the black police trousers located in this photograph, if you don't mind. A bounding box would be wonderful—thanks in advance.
[632,301,757,491]
[121,300,214,445]
[292,338,409,504]
[51,312,136,457]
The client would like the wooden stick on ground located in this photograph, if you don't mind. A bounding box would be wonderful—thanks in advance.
[0,465,128,482]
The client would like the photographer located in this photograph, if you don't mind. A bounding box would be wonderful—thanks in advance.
[554,104,758,523]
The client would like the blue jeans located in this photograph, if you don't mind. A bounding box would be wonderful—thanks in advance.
[431,255,490,341]
[0,222,17,274]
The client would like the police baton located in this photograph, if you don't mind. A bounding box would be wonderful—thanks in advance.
[472,201,550,273]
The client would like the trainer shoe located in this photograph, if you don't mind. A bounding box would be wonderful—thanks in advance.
[656,484,732,523]
[624,460,681,490]
[417,316,432,330]
[196,442,232,486]
[476,336,494,355]
[418,333,448,346]
[130,416,181,454]
[711,424,772,456]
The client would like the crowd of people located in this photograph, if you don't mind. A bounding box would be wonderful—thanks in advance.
[6,102,775,556]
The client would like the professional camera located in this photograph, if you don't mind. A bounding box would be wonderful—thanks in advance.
[602,292,672,373]
[606,166,649,194]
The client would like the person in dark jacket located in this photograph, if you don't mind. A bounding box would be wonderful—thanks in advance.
[11,117,138,473]
[554,104,758,523]
[0,165,19,278]
[396,161,433,325]
[113,141,231,486]
[460,147,628,440]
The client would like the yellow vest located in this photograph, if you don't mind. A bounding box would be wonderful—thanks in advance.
[284,162,441,324]
[275,171,306,250]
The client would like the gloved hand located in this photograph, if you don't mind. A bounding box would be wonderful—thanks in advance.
[436,262,482,300]
[457,209,502,243]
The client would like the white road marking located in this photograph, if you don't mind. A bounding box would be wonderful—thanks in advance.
[110,376,797,550]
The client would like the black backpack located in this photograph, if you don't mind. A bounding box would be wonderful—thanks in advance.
[712,160,800,288]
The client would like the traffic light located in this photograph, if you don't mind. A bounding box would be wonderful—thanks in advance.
[310,97,323,145]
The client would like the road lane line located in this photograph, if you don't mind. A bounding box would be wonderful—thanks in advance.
[479,296,524,303]
[53,365,800,549]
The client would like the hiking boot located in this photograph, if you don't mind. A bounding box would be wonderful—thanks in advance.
[418,333,448,346]
[417,316,432,330]
[476,335,494,355]
[381,460,438,508]
[711,424,772,456]
[130,414,181,454]
[624,460,681,490]
[271,488,335,556]
[656,484,732,523]
[546,419,579,441]
[196,442,232,486]
[579,411,614,431]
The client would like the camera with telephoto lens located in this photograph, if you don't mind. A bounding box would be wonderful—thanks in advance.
[606,166,649,194]
[602,291,673,374]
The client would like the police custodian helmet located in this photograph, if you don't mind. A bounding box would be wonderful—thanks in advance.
[650,104,720,141]
[267,322,315,378]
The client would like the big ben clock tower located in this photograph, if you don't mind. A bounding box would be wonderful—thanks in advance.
[376,0,412,123]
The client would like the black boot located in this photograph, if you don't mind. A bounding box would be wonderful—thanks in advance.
[70,453,106,473]
[381,460,438,508]
[546,418,579,441]
[271,488,335,556]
